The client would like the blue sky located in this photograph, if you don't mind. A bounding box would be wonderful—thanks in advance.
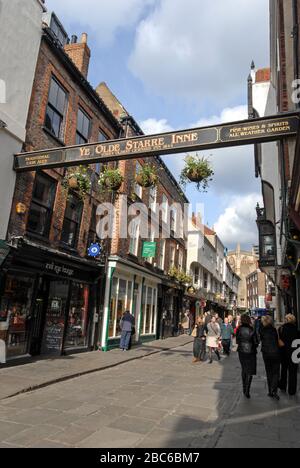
[46,0,270,249]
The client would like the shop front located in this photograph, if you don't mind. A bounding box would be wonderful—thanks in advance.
[158,281,184,339]
[100,257,161,351]
[0,238,103,361]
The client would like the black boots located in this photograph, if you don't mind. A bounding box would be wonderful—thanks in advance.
[243,374,252,399]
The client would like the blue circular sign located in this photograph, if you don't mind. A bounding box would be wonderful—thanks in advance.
[88,243,102,257]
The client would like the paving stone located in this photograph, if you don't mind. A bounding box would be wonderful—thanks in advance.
[78,428,143,448]
[108,415,156,435]
[48,425,94,445]
[5,424,62,447]
[0,420,30,440]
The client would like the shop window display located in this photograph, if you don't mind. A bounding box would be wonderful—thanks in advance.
[0,275,35,358]
[108,278,134,339]
[65,283,90,349]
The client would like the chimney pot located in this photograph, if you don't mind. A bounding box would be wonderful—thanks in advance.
[71,35,78,44]
[81,33,88,44]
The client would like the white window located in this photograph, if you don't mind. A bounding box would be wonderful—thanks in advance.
[170,207,177,235]
[178,249,183,271]
[149,186,157,212]
[170,245,176,269]
[129,218,140,256]
[159,239,166,271]
[194,266,200,285]
[141,286,157,336]
[134,162,143,199]
[162,194,168,224]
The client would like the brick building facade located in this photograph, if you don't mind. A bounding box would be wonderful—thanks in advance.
[96,83,189,350]
[0,13,190,359]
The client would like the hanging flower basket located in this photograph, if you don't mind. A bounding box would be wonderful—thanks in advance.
[62,166,91,200]
[68,176,79,189]
[180,154,214,192]
[168,267,193,286]
[98,168,124,193]
[135,164,158,188]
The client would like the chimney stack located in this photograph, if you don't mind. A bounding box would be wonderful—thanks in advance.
[64,33,91,79]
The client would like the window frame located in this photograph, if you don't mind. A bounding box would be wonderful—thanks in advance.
[61,192,84,249]
[27,173,57,239]
[44,76,68,141]
[76,107,91,145]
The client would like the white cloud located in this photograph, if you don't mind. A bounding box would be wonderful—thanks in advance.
[214,193,263,247]
[129,0,269,105]
[46,0,156,46]
[140,118,174,135]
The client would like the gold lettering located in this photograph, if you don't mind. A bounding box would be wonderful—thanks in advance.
[80,147,91,157]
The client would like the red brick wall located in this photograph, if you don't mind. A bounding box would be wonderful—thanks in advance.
[8,38,119,258]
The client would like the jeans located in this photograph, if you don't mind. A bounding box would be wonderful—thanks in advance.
[120,331,131,350]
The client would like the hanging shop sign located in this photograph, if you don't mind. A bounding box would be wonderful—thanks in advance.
[14,113,300,172]
[142,242,157,258]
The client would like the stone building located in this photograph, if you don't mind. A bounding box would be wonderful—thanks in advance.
[227,245,258,311]
[246,269,267,310]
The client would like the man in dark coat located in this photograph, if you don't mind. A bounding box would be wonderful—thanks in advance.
[120,311,135,351]
[259,315,281,401]
[279,314,299,396]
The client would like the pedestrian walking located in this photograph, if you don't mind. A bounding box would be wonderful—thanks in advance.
[221,318,234,356]
[259,315,281,401]
[207,316,221,364]
[278,314,299,396]
[192,316,208,363]
[119,310,135,351]
[236,315,258,399]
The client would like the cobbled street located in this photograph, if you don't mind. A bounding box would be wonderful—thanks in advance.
[0,339,299,448]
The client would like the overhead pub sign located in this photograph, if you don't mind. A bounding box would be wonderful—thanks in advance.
[14,112,300,172]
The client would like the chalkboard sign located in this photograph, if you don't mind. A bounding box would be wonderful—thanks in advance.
[41,318,65,355]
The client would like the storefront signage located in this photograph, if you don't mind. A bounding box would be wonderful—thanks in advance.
[45,262,74,278]
[41,319,65,356]
[142,241,157,258]
[14,113,300,172]
[0,240,10,267]
[88,243,102,258]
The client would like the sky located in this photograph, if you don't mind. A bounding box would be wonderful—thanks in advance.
[46,0,270,250]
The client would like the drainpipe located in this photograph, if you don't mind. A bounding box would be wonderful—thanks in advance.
[293,0,300,106]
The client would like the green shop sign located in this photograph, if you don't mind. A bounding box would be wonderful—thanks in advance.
[142,242,157,258]
[0,240,10,267]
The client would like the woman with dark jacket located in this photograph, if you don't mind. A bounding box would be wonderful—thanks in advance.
[259,315,281,401]
[279,314,299,396]
[236,315,258,399]
[192,316,208,363]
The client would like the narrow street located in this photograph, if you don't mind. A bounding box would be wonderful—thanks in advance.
[0,339,299,448]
